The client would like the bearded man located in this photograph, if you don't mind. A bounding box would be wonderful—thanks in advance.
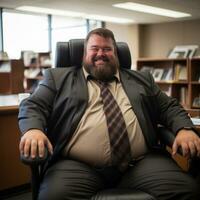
[19,28,200,200]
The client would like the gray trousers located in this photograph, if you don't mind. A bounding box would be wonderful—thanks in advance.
[38,151,199,200]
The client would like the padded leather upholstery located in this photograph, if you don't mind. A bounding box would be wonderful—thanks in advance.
[55,39,131,69]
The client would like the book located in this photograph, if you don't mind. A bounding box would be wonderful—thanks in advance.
[178,66,187,80]
[152,68,164,81]
[164,68,173,81]
[161,68,170,80]
[174,64,187,81]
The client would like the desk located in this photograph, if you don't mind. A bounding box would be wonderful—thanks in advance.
[0,95,30,191]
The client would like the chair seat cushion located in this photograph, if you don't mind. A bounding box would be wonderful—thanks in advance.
[91,189,155,200]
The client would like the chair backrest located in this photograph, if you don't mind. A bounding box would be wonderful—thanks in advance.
[54,39,131,69]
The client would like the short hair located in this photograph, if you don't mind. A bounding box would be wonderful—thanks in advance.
[84,28,117,52]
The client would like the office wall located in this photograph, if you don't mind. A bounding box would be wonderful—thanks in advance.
[106,23,139,69]
[139,19,200,58]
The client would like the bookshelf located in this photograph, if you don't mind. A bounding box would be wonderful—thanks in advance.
[0,59,24,94]
[189,58,200,109]
[23,52,52,93]
[137,58,200,113]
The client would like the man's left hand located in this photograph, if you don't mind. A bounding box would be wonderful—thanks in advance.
[172,129,200,158]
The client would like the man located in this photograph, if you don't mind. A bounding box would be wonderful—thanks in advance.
[19,28,200,200]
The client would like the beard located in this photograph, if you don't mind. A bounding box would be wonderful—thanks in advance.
[83,54,119,82]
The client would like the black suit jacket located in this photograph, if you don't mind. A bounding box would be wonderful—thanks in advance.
[18,67,194,165]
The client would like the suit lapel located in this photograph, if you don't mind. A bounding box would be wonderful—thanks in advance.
[120,71,145,123]
[70,68,88,133]
[76,68,88,104]
[119,70,153,146]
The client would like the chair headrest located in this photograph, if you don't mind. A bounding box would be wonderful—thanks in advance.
[55,39,131,69]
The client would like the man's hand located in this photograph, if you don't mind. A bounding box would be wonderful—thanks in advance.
[172,129,200,158]
[19,129,53,159]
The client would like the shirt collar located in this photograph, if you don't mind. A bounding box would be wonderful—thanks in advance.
[82,66,120,83]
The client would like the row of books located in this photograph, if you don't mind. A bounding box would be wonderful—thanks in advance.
[140,64,187,81]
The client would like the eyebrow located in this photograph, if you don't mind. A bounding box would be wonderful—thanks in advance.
[90,45,112,49]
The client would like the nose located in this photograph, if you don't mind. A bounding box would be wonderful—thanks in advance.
[96,48,105,56]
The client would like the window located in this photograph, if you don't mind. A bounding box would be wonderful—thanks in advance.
[51,16,87,64]
[2,9,103,61]
[3,9,49,59]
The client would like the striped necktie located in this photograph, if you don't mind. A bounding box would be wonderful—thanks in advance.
[98,81,131,171]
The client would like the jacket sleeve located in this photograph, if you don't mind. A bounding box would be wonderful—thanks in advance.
[18,69,57,135]
[147,72,195,134]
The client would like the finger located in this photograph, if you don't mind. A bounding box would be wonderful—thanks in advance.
[31,140,38,158]
[38,140,45,158]
[19,138,25,154]
[194,139,200,157]
[24,139,31,157]
[172,140,178,155]
[181,143,189,158]
[188,141,196,157]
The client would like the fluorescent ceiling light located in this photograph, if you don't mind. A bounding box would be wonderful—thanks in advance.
[16,6,135,24]
[16,6,85,17]
[86,14,134,24]
[113,2,191,18]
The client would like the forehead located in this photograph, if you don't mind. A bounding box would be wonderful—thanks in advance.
[87,34,114,48]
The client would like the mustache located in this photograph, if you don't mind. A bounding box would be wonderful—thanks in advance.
[93,55,109,62]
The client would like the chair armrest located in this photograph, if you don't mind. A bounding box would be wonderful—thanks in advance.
[20,148,49,166]
[158,126,185,156]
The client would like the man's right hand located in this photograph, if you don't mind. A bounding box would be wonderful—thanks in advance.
[19,129,53,159]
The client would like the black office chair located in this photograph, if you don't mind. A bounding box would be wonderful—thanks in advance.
[21,39,200,200]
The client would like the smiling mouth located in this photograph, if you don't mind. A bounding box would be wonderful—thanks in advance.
[95,59,106,65]
[93,56,109,62]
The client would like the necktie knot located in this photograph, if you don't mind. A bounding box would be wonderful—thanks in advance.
[97,81,108,88]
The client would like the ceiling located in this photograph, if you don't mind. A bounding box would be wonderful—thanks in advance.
[0,0,200,24]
